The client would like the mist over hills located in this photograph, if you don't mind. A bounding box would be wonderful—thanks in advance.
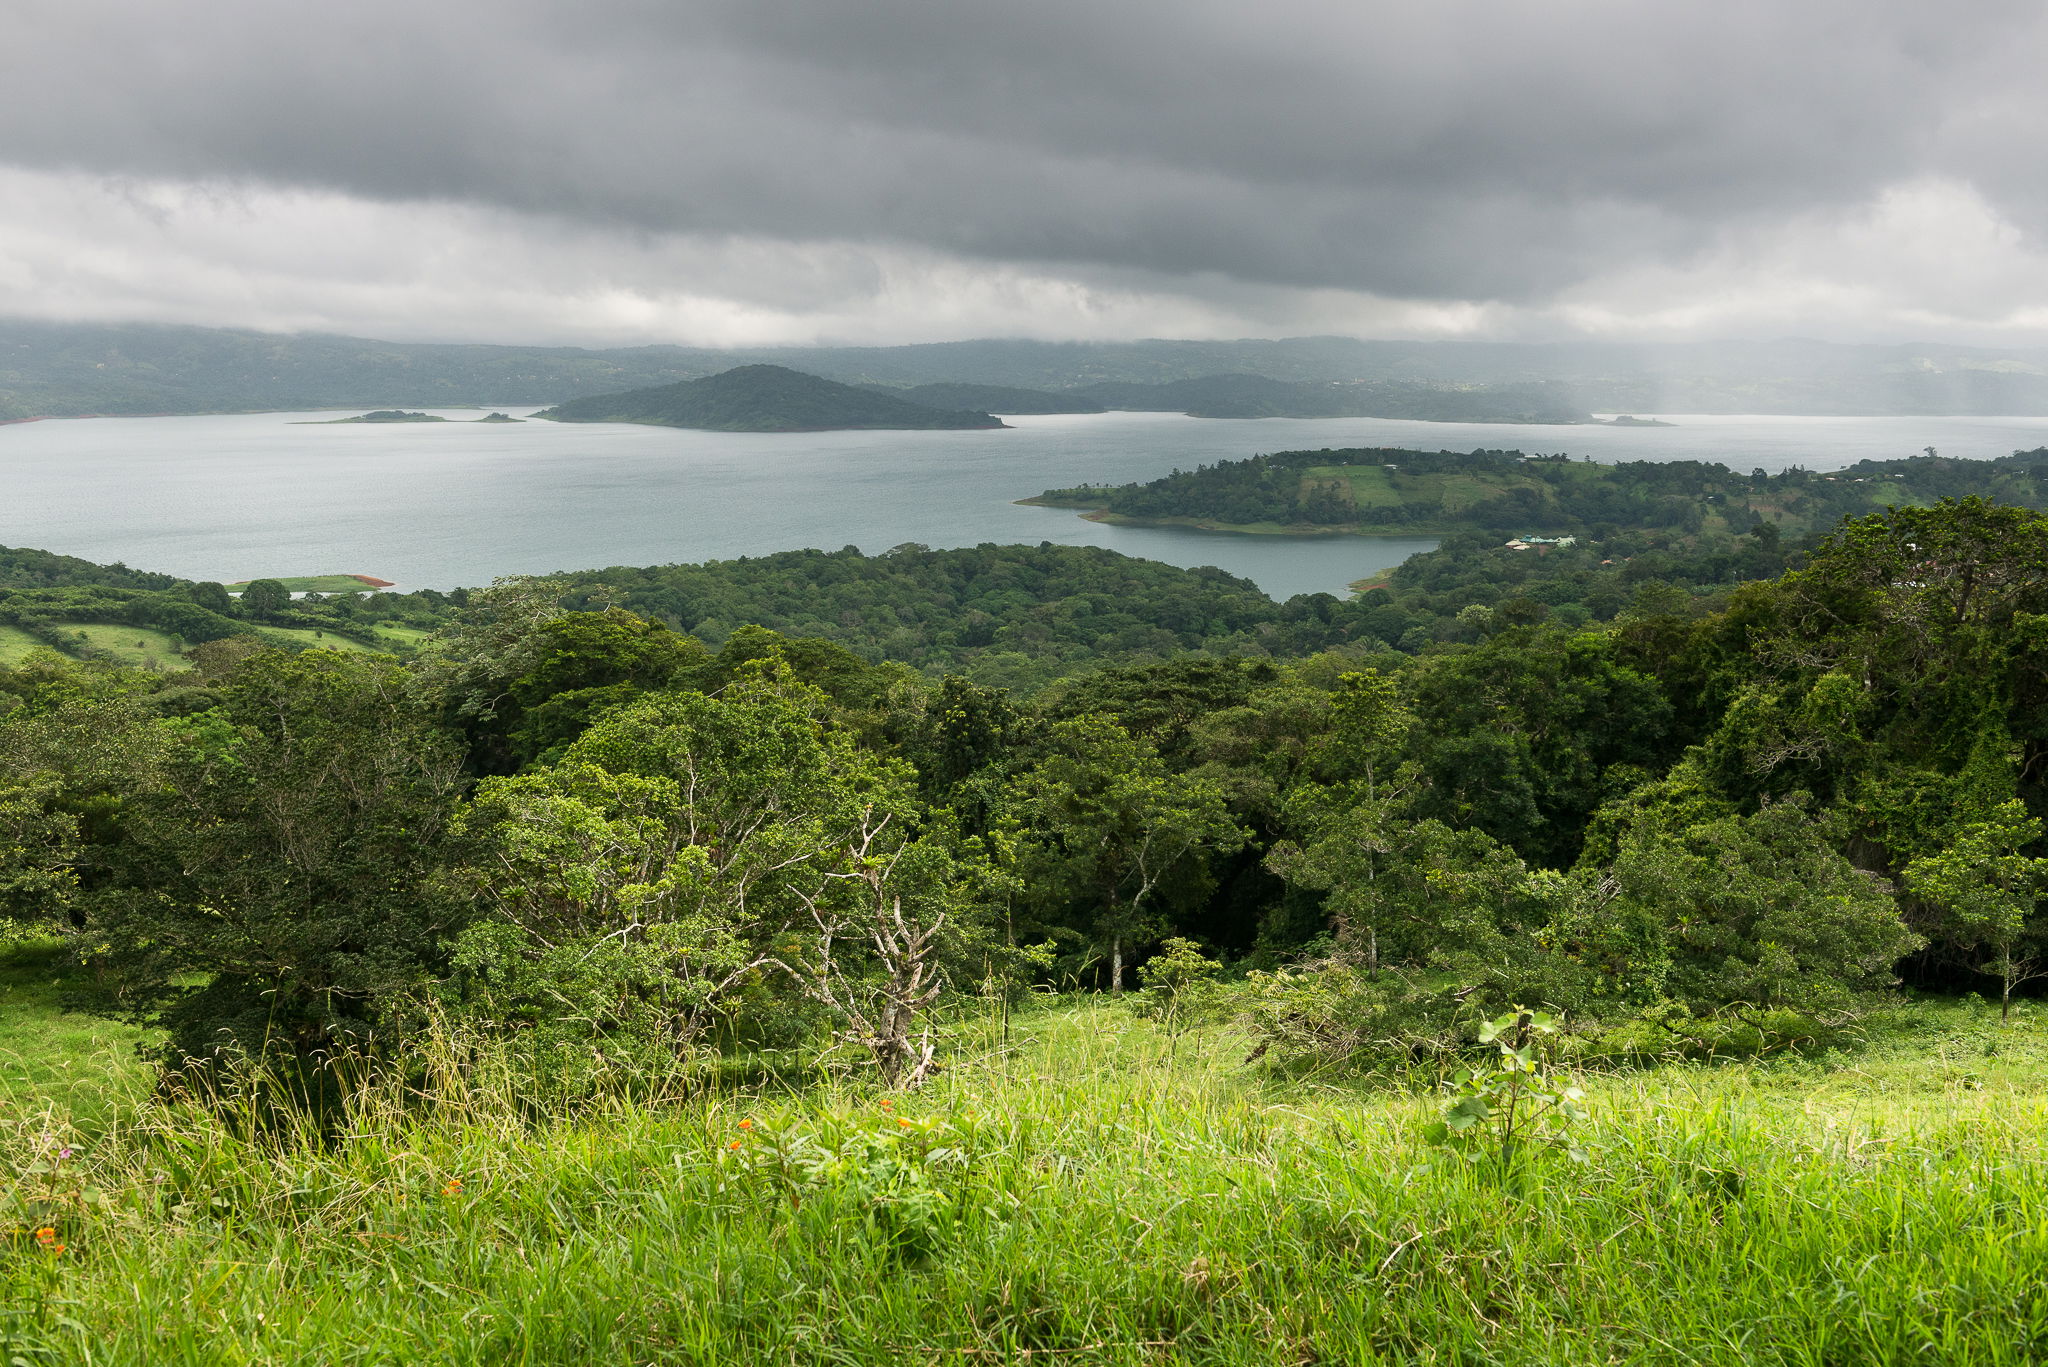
[7,317,2048,420]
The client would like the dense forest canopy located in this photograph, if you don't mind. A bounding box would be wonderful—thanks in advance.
[3,491,2048,1086]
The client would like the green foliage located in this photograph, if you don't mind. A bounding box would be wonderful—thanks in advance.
[1905,800,2048,1018]
[1423,1008,1588,1167]
[1127,936,1225,1043]
[235,579,289,616]
[718,1105,1004,1261]
[1011,715,1247,990]
[1560,801,1919,1016]
[88,650,468,1066]
[1043,445,2048,539]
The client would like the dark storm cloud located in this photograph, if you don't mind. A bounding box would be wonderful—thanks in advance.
[4,0,2044,303]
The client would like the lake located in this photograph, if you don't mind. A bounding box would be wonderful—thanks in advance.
[5,409,2048,601]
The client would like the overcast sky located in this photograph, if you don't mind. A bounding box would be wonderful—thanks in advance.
[5,0,2048,348]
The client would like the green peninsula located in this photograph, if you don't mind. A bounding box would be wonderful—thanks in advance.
[538,364,1008,432]
[1029,445,2048,538]
[298,410,447,424]
[865,381,1107,414]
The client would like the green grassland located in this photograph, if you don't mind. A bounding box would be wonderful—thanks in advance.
[57,623,189,671]
[0,942,152,1133]
[250,625,375,652]
[2,986,2047,1364]
[227,576,391,594]
[0,625,48,666]
[365,622,433,647]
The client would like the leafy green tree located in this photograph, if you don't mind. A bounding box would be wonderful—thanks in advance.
[91,650,468,1067]
[186,581,234,614]
[452,666,982,1084]
[237,579,290,616]
[1559,801,1918,1018]
[1904,800,2048,1020]
[1014,716,1245,992]
[1128,936,1225,1051]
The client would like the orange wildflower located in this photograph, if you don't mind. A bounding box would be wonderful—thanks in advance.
[738,1119,753,1130]
[443,1179,463,1197]
[728,1139,744,1150]
[897,1117,913,1128]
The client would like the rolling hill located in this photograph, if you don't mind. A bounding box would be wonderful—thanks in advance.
[537,365,1008,432]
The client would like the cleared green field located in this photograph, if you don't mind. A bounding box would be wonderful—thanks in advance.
[3,995,2046,1363]
[367,622,433,647]
[228,575,392,594]
[61,623,190,671]
[0,941,152,1133]
[1306,464,1558,517]
[254,625,376,652]
[0,624,50,665]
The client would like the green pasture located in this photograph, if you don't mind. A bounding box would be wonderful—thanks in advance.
[366,622,433,647]
[0,625,47,667]
[0,942,152,1134]
[1303,464,1560,519]
[252,626,375,652]
[2,990,2047,1364]
[59,623,189,671]
[227,576,391,594]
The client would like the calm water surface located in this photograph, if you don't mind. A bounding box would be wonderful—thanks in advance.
[4,409,2047,600]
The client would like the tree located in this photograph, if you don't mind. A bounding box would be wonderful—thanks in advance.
[1561,801,1918,1018]
[1904,800,2048,1020]
[91,650,468,1068]
[238,579,290,616]
[1013,716,1245,992]
[1265,670,1419,973]
[453,665,984,1086]
[186,581,234,614]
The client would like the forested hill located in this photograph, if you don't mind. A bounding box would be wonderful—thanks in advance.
[865,382,1107,415]
[1074,374,1586,423]
[1036,445,2048,537]
[538,365,1006,432]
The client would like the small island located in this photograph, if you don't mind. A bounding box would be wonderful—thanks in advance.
[537,365,1009,433]
[296,410,526,425]
[1600,414,1676,427]
[296,410,447,425]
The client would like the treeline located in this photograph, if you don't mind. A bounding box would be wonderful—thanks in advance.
[0,532,1813,688]
[1043,446,2048,536]
[2,497,2045,1092]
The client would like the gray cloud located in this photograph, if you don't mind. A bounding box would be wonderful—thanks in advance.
[2,0,2046,338]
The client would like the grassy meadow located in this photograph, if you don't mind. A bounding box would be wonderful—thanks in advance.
[2,966,2046,1365]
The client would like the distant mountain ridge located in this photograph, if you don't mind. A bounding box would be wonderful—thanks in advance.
[537,365,1007,432]
[1073,374,1586,423]
[863,382,1107,415]
[7,317,2048,419]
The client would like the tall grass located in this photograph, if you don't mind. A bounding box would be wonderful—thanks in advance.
[2,997,2046,1364]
